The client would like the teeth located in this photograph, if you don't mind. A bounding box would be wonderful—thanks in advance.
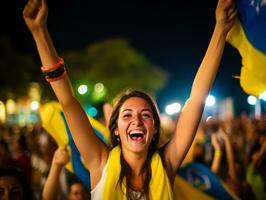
[129,130,144,140]
[129,130,144,135]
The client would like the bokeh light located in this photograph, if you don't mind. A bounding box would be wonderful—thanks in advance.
[205,95,216,107]
[78,84,88,95]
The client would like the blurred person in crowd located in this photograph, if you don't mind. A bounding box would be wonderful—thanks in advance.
[0,167,35,200]
[42,146,89,200]
[30,128,57,199]
[191,141,206,164]
[246,132,266,200]
[1,126,13,147]
[228,117,247,165]
[158,114,176,148]
[212,127,256,200]
[200,117,221,165]
[240,114,259,158]
[67,179,90,200]
[210,133,222,174]
[255,115,266,135]
[9,133,32,185]
[0,139,16,168]
[180,123,207,165]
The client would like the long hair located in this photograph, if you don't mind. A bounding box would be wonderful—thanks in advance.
[108,89,161,199]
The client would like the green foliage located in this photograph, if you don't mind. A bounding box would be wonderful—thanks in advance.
[0,36,37,101]
[0,37,167,106]
[63,38,168,102]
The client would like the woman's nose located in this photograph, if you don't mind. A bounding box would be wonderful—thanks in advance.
[132,114,143,125]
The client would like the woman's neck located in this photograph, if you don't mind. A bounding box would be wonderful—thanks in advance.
[122,148,148,176]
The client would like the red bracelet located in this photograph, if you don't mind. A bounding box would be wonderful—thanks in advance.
[41,57,66,82]
[45,71,66,82]
[41,57,64,72]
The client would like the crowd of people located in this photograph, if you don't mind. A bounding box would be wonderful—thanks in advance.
[190,114,266,200]
[0,113,265,199]
[0,122,90,199]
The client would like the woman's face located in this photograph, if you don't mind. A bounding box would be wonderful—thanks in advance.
[116,97,156,154]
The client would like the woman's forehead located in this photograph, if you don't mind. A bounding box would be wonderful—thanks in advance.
[120,97,152,110]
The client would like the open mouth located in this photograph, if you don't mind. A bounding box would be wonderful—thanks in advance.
[129,131,145,141]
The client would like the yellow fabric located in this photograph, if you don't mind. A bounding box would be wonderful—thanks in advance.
[226,20,266,97]
[173,176,215,200]
[103,146,173,200]
[39,101,110,172]
[182,125,206,165]
[39,102,68,147]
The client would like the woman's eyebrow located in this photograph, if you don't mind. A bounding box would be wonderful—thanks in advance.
[121,108,152,112]
[141,108,152,112]
[121,109,132,113]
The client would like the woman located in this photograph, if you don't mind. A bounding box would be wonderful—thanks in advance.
[23,0,237,199]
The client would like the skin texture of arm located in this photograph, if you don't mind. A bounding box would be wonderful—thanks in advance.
[163,0,237,181]
[23,0,109,188]
[42,147,69,200]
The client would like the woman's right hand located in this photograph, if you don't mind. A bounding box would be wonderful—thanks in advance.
[23,0,48,33]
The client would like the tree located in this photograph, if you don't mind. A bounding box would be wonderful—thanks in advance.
[63,38,168,103]
[0,36,36,101]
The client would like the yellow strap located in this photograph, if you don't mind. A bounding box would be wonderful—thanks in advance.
[103,146,173,200]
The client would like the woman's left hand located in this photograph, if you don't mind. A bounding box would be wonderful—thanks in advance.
[215,0,238,33]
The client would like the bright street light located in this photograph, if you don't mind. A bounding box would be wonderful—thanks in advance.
[247,96,257,105]
[78,84,88,95]
[94,82,105,93]
[205,95,216,107]
[165,102,181,115]
[30,101,40,111]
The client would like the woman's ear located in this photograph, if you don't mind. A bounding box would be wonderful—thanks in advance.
[154,128,158,135]
[114,129,119,136]
[103,102,113,128]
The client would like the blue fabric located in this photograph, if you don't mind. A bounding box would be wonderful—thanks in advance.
[177,162,237,200]
[61,112,91,190]
[237,0,266,53]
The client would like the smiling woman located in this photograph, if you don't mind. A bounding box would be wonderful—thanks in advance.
[22,0,237,199]
[107,91,161,199]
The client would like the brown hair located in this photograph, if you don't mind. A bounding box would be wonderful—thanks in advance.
[108,89,161,199]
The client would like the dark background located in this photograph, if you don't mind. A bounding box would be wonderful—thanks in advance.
[1,0,249,114]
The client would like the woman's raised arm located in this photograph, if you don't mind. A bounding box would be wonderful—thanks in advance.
[163,0,237,175]
[23,0,109,187]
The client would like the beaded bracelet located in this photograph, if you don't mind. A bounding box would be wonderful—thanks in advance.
[41,57,66,82]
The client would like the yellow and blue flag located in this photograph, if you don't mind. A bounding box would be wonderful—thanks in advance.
[226,0,266,97]
[177,162,239,200]
[39,101,110,190]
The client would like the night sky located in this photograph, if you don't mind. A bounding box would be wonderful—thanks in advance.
[1,0,249,114]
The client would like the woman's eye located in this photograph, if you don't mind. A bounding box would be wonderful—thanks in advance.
[122,114,131,119]
[142,113,151,118]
